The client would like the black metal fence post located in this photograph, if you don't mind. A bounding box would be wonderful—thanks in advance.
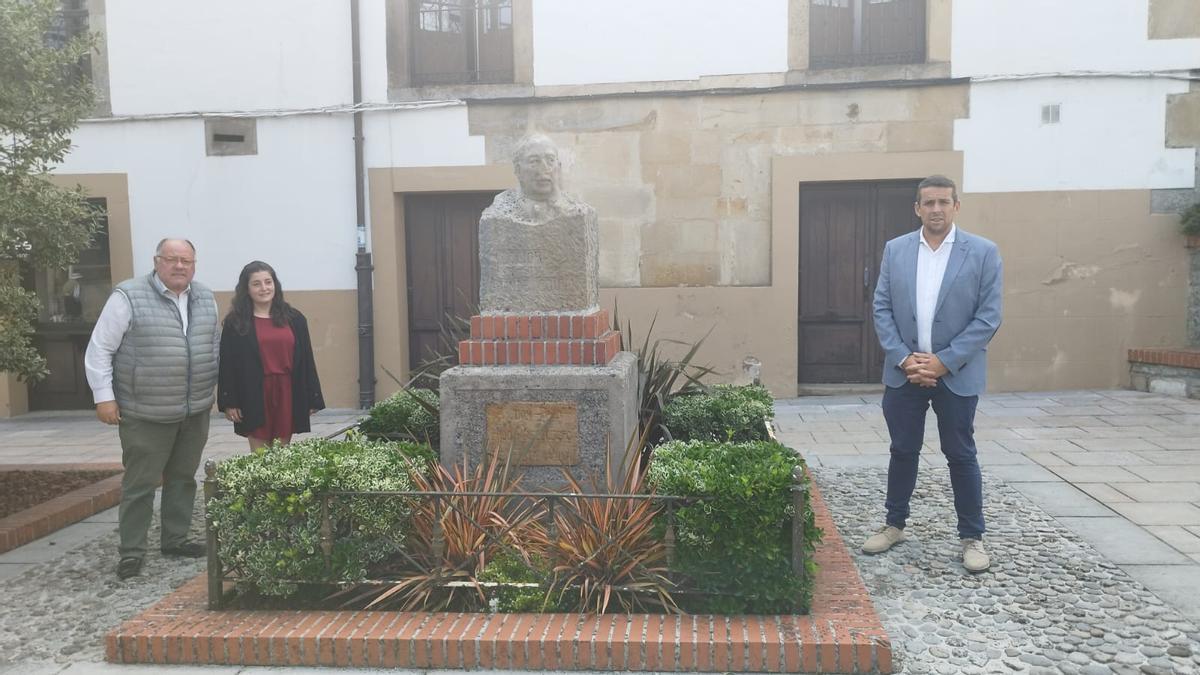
[320,494,334,575]
[791,465,809,588]
[204,459,223,609]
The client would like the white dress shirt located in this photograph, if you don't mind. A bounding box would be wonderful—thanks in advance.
[84,274,193,404]
[914,224,957,354]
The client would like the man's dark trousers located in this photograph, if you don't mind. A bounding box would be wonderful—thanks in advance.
[882,380,985,540]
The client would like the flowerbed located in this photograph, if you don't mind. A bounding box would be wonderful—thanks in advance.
[1,467,123,519]
[209,378,820,614]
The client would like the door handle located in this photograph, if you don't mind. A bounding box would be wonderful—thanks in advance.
[863,265,870,300]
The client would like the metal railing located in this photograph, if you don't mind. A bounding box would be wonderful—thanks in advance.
[202,462,811,611]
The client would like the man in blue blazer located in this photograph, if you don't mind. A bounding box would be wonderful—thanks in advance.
[862,175,1003,573]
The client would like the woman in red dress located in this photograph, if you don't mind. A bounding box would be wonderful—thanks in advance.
[218,261,324,450]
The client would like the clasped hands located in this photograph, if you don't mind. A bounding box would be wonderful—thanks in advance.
[902,352,948,388]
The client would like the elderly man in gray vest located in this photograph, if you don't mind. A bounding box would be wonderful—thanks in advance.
[85,239,219,580]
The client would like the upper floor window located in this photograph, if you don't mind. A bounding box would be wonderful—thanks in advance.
[45,0,88,50]
[411,0,513,85]
[809,0,925,69]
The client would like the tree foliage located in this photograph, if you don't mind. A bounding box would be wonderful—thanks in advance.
[0,0,100,381]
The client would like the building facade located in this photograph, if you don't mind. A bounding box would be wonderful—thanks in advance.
[2,0,1198,415]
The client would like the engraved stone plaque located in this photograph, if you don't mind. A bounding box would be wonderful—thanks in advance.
[485,401,580,466]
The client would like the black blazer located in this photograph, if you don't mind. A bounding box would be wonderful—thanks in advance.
[217,310,325,437]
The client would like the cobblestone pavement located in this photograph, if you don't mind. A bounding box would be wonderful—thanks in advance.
[0,497,206,670]
[816,466,1200,674]
[2,392,1200,673]
[777,390,1200,623]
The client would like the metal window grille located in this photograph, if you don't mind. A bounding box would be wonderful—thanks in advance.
[411,0,514,86]
[809,0,926,69]
[44,0,92,84]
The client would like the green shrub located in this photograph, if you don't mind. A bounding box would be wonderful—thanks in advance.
[1183,202,1200,237]
[359,388,440,447]
[477,552,556,613]
[662,384,774,443]
[208,435,433,598]
[647,439,818,613]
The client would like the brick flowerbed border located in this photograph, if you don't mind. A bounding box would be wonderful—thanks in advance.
[0,463,124,555]
[106,479,892,673]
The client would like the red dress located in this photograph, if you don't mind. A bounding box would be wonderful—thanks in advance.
[249,316,295,441]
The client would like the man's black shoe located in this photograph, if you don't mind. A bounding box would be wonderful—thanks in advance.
[161,541,206,558]
[117,556,143,579]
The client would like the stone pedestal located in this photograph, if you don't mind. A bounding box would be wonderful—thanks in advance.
[439,134,637,485]
[439,352,639,485]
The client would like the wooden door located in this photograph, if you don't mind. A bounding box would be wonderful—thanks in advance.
[798,181,919,383]
[29,330,94,410]
[405,192,495,374]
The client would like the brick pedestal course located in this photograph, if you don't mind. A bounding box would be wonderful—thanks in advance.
[458,309,621,366]
[105,477,892,673]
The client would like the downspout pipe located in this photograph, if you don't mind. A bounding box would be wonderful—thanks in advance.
[351,0,375,409]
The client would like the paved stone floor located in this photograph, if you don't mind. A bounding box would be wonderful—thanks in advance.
[776,389,1200,623]
[1,390,1199,674]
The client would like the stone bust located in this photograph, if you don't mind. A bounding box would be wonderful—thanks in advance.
[477,133,599,313]
[487,134,591,226]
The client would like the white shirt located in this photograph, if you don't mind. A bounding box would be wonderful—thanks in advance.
[83,274,193,404]
[915,224,957,354]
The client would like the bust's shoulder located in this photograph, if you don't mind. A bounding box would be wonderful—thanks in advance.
[482,189,521,218]
[558,191,593,214]
[482,189,593,222]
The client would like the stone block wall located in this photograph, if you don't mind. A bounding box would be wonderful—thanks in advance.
[467,84,967,290]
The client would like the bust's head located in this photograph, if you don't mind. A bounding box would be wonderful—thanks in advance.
[512,134,561,202]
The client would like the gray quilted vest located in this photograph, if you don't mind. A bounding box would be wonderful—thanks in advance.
[112,274,219,422]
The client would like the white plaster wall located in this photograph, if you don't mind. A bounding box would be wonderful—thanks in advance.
[953,0,1200,77]
[531,0,789,86]
[56,117,359,291]
[105,1,352,115]
[52,105,483,289]
[358,0,391,102]
[955,78,1195,193]
[363,105,485,168]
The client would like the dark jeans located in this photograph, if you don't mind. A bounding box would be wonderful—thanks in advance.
[882,381,985,540]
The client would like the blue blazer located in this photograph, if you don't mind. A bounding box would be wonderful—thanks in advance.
[873,227,1003,397]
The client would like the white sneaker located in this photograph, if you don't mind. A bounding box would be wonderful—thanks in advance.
[961,539,990,573]
[862,525,907,554]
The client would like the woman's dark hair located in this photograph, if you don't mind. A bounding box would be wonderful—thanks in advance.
[224,260,293,335]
